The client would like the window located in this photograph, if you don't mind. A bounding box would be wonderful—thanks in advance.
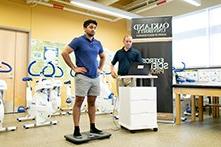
[172,5,221,68]
[209,6,221,66]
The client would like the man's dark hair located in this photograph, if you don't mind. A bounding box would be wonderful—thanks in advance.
[83,19,97,28]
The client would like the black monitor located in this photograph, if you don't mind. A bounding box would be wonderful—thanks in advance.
[128,62,151,75]
[127,62,151,87]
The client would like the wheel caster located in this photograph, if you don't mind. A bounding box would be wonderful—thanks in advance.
[153,128,158,132]
[130,130,136,133]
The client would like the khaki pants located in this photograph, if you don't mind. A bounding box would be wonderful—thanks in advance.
[116,78,135,97]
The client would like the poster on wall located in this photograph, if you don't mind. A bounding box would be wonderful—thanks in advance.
[44,46,59,64]
[132,16,173,118]
[30,39,68,78]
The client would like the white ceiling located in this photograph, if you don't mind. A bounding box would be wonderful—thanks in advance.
[23,0,221,21]
[137,0,221,17]
[92,0,221,17]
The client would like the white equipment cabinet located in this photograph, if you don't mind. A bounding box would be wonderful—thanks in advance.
[118,75,158,131]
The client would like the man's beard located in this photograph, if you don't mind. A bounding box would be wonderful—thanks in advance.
[87,32,95,37]
[126,45,131,49]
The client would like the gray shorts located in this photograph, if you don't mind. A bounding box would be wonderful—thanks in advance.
[75,74,100,97]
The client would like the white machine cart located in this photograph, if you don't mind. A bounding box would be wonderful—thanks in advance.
[118,75,158,132]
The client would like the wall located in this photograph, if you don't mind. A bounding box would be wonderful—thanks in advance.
[0,0,127,50]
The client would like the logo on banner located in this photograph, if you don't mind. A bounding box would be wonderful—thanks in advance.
[133,22,170,36]
[132,16,172,38]
[143,58,169,74]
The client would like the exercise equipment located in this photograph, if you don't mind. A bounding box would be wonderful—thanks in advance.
[17,61,57,122]
[17,106,26,113]
[59,70,75,115]
[16,76,35,122]
[0,61,16,132]
[17,61,58,129]
[64,131,111,144]
[96,71,116,114]
[60,81,74,114]
[50,65,67,116]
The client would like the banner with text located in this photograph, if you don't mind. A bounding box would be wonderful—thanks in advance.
[132,16,172,38]
[132,16,173,114]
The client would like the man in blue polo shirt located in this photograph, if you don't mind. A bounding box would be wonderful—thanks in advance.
[61,19,105,138]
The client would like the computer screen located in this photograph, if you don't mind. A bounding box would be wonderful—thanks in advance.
[128,62,151,75]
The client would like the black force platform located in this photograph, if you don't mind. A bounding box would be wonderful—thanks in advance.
[64,131,111,144]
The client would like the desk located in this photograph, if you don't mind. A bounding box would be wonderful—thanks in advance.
[173,82,221,125]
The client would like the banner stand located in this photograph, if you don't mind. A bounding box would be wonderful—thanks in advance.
[131,16,173,122]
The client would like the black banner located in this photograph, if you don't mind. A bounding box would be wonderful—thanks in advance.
[133,42,173,113]
[132,16,172,39]
[132,16,173,114]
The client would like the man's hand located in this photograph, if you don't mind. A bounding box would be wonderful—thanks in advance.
[73,67,87,74]
[97,68,103,74]
[111,70,118,79]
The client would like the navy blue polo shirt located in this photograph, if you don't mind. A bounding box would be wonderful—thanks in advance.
[111,47,143,75]
[68,35,104,78]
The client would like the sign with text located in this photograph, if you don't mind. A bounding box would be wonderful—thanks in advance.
[132,16,172,38]
[134,42,172,113]
[132,16,173,114]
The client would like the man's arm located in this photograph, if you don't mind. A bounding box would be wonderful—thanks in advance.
[110,64,118,79]
[61,46,75,70]
[61,46,87,73]
[110,52,118,78]
[98,52,106,71]
[137,50,143,63]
